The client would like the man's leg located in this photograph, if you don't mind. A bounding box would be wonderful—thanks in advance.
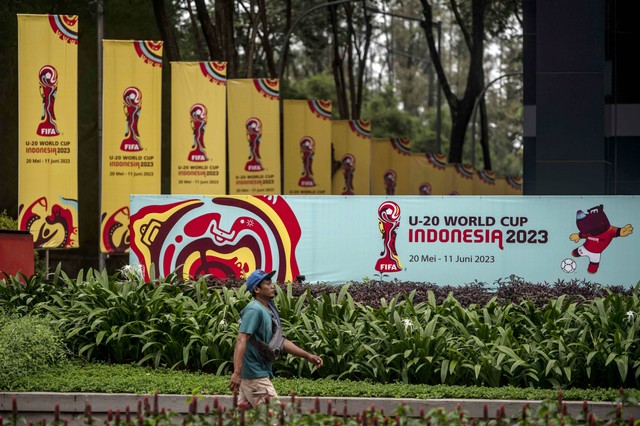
[238,377,279,408]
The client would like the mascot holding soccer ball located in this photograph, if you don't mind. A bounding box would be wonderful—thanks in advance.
[568,204,633,274]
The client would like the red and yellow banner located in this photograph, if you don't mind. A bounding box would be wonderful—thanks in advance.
[101,40,163,253]
[371,138,412,195]
[171,62,227,194]
[498,176,524,195]
[18,14,79,249]
[331,120,372,195]
[227,79,281,195]
[448,163,476,195]
[474,169,499,195]
[283,100,332,195]
[409,152,446,195]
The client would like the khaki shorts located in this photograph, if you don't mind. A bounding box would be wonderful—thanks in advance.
[238,377,279,408]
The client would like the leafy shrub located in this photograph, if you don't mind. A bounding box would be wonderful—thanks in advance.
[0,272,60,315]
[3,267,639,389]
[0,209,18,230]
[0,315,67,388]
[204,274,633,308]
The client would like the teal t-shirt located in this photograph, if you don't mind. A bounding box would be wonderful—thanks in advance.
[238,300,275,379]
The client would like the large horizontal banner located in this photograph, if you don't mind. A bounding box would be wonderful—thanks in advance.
[129,195,638,286]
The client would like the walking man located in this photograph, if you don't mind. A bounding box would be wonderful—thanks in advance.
[229,269,324,407]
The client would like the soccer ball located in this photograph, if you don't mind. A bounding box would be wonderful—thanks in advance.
[561,258,577,273]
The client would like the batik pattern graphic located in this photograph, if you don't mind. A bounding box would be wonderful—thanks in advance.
[130,195,301,282]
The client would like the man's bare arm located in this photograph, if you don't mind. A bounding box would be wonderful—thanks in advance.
[284,338,323,367]
[229,332,250,389]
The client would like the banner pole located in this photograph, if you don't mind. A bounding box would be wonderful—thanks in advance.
[97,0,106,271]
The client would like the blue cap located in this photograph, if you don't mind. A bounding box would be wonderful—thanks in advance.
[246,269,276,293]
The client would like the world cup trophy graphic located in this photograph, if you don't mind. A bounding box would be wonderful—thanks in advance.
[384,169,397,195]
[341,154,356,195]
[37,65,60,137]
[245,117,264,171]
[120,87,143,152]
[188,103,208,162]
[298,136,316,187]
[419,182,432,195]
[375,201,403,273]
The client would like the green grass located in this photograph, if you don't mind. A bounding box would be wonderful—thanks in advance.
[6,360,639,402]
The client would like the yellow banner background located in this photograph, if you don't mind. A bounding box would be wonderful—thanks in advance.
[473,170,499,195]
[447,164,476,195]
[409,153,449,195]
[331,120,372,195]
[101,40,163,253]
[18,14,79,249]
[227,79,281,195]
[371,138,412,195]
[171,62,227,194]
[283,100,332,195]
[499,176,524,195]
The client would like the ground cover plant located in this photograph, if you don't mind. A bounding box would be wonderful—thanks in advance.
[6,361,640,402]
[1,266,639,390]
[2,390,639,426]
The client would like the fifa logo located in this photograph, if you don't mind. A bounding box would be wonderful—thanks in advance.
[375,201,403,273]
[384,170,397,195]
[37,65,60,137]
[419,182,432,195]
[341,154,355,195]
[188,103,208,162]
[120,86,143,151]
[298,136,316,187]
[245,117,264,171]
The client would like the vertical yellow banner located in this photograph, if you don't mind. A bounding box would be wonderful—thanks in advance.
[498,176,524,195]
[408,153,430,195]
[371,138,412,195]
[18,14,79,249]
[101,40,163,253]
[474,170,498,195]
[331,120,371,195]
[283,100,332,195]
[448,163,476,195]
[171,62,227,194]
[227,79,281,194]
[410,152,449,195]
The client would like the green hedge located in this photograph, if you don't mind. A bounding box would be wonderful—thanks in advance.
[2,267,640,389]
[6,360,640,403]
[0,315,66,387]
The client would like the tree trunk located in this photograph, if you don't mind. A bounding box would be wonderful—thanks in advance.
[256,0,276,78]
[419,0,487,165]
[278,0,293,80]
[152,0,181,61]
[353,4,372,120]
[243,0,260,77]
[184,0,207,60]
[215,0,238,78]
[329,6,349,119]
[479,99,492,170]
[194,0,221,60]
